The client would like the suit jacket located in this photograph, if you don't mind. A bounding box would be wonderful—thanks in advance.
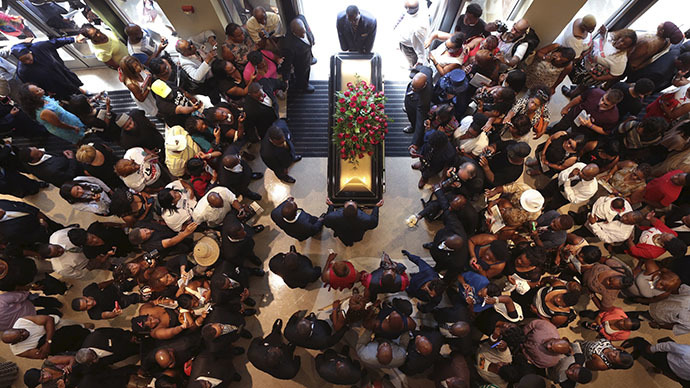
[270,200,323,241]
[220,213,256,266]
[429,195,469,273]
[281,15,314,78]
[81,328,139,366]
[405,66,433,147]
[0,199,50,244]
[248,329,300,380]
[260,120,296,172]
[336,10,377,53]
[187,351,234,388]
[315,349,364,385]
[217,158,253,195]
[399,328,444,375]
[268,252,321,289]
[450,156,486,200]
[203,308,246,353]
[19,152,83,187]
[242,95,278,140]
[323,205,379,246]
[283,311,346,350]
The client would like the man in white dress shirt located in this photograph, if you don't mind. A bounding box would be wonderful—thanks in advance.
[583,196,639,244]
[543,162,599,211]
[395,0,429,69]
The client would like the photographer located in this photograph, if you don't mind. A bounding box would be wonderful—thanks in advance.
[412,129,456,189]
[487,18,538,68]
[479,141,530,188]
[474,85,516,132]
[442,157,485,200]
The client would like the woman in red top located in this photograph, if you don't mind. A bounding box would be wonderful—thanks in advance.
[624,212,687,260]
[321,251,362,291]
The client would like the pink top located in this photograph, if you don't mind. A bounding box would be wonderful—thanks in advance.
[242,50,279,83]
[597,307,631,341]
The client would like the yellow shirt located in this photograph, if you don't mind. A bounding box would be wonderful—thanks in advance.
[246,12,283,43]
[91,28,128,64]
[165,126,201,177]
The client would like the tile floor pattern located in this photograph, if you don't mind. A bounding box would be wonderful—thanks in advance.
[0,153,684,387]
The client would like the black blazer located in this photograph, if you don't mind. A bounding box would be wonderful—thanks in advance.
[315,350,364,385]
[217,157,253,195]
[260,120,295,172]
[283,311,346,350]
[336,10,377,53]
[268,251,321,288]
[188,351,235,388]
[281,15,314,75]
[248,324,300,380]
[270,200,323,241]
[242,95,278,140]
[665,206,690,244]
[19,152,83,187]
[80,328,139,366]
[0,199,50,244]
[323,205,379,246]
[429,195,469,273]
[220,213,256,266]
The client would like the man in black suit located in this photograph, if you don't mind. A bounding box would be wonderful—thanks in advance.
[260,120,301,183]
[665,205,690,244]
[0,199,62,245]
[141,332,202,376]
[399,328,444,375]
[220,213,264,267]
[248,318,301,380]
[187,351,241,388]
[218,153,263,201]
[445,157,485,200]
[243,82,278,141]
[75,327,139,368]
[315,346,365,385]
[336,5,377,53]
[270,196,323,241]
[423,186,468,275]
[405,66,433,151]
[323,198,383,246]
[269,245,321,289]
[282,16,315,93]
[210,260,262,314]
[416,189,479,235]
[284,309,346,350]
[15,146,83,187]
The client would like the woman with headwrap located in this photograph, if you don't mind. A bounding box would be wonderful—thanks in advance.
[11,38,83,100]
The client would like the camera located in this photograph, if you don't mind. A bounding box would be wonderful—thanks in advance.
[143,249,159,265]
[479,149,494,160]
[441,168,463,189]
[495,21,508,33]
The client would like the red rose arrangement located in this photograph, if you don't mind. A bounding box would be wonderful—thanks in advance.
[332,77,390,164]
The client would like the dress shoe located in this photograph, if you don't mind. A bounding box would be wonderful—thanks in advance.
[402,125,414,134]
[310,57,317,65]
[232,347,245,355]
[240,328,253,339]
[243,297,256,306]
[245,191,262,201]
[250,172,264,180]
[423,242,434,250]
[293,155,303,162]
[38,181,50,189]
[561,85,574,98]
[242,308,257,316]
[401,250,410,257]
[279,175,296,183]
[252,224,265,234]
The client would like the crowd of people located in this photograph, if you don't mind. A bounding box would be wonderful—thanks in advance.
[0,0,688,387]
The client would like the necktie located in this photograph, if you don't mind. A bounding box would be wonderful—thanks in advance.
[570,177,581,187]
[612,214,621,222]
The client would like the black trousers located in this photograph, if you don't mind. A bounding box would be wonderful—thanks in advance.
[542,179,570,212]
[641,350,690,387]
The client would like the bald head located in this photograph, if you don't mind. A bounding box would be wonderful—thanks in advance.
[207,192,223,208]
[514,18,530,35]
[376,342,393,365]
[581,163,600,180]
[1,329,27,344]
[343,200,358,218]
[450,195,467,211]
[415,335,433,356]
[75,348,98,365]
[290,18,306,38]
[411,72,428,91]
[155,348,174,368]
[253,7,267,24]
[385,311,405,332]
[222,154,240,170]
[450,321,471,337]
[282,199,298,220]
[295,318,313,338]
[405,0,419,9]
[445,234,465,250]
